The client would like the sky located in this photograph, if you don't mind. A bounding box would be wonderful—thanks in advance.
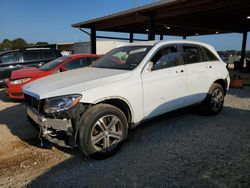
[0,0,249,51]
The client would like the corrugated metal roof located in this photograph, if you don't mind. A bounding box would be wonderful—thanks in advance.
[72,0,178,27]
[71,0,250,36]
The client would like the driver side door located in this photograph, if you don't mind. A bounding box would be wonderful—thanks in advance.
[141,45,187,119]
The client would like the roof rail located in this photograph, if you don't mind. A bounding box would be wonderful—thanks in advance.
[25,47,51,50]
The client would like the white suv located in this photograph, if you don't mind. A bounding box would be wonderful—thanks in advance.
[23,40,230,159]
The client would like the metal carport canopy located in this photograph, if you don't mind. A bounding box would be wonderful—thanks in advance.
[72,0,250,36]
[72,0,250,59]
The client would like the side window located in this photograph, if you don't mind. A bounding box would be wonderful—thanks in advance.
[43,51,55,60]
[199,47,209,62]
[151,46,182,70]
[0,52,22,64]
[201,47,218,61]
[183,46,201,64]
[88,57,99,64]
[23,51,41,62]
[65,58,89,70]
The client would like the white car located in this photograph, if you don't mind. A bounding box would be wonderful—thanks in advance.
[23,40,230,159]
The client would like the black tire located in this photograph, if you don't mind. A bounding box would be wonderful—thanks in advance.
[78,104,128,159]
[202,83,225,115]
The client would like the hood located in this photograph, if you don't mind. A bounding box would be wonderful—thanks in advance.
[23,67,131,99]
[11,67,45,80]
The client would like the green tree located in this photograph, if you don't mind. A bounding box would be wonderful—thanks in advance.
[35,42,49,46]
[0,39,12,51]
[11,38,28,49]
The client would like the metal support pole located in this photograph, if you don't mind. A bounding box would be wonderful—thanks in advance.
[79,28,90,36]
[90,26,96,54]
[148,17,155,40]
[240,31,247,68]
[160,34,164,40]
[129,32,134,43]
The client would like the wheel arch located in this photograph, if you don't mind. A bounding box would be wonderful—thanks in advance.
[94,97,134,125]
[213,79,227,94]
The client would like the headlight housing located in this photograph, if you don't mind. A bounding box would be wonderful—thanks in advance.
[11,78,31,85]
[44,94,82,114]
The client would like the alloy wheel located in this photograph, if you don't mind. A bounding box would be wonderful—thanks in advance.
[210,88,224,112]
[90,115,123,152]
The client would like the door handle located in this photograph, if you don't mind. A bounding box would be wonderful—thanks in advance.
[206,65,212,69]
[16,64,24,68]
[176,70,184,73]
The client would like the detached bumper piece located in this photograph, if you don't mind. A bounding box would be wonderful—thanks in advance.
[26,106,73,147]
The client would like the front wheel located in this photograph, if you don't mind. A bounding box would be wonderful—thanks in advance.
[78,104,128,159]
[202,83,225,115]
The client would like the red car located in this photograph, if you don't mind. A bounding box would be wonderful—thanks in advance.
[5,54,101,99]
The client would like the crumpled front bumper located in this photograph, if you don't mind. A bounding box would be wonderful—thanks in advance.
[26,106,74,147]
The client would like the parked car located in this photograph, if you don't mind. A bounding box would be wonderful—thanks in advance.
[0,48,62,85]
[5,54,100,99]
[23,41,230,159]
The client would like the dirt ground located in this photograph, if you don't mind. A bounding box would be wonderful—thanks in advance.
[0,87,249,188]
[0,90,71,187]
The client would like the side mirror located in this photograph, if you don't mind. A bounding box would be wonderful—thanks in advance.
[59,67,67,72]
[144,61,154,73]
[52,69,60,74]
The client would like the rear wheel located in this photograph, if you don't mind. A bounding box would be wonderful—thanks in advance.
[202,83,225,115]
[78,104,128,159]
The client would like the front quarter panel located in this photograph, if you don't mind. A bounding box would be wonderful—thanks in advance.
[79,73,143,123]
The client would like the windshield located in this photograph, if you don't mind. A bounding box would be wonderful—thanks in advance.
[39,56,70,71]
[91,46,152,70]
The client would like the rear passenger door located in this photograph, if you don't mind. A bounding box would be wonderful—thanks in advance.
[182,45,208,105]
[199,46,220,89]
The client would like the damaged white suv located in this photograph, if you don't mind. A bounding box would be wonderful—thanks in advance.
[23,41,230,159]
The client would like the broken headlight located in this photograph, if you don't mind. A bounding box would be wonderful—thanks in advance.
[44,94,82,114]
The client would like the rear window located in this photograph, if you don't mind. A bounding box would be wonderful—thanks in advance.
[43,51,55,60]
[53,50,62,58]
[39,56,70,71]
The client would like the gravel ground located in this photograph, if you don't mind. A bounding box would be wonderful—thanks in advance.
[0,87,250,188]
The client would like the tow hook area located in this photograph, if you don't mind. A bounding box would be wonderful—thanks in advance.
[27,103,88,148]
[38,124,73,148]
[27,106,74,147]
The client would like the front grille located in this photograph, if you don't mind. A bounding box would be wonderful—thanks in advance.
[24,94,44,113]
[2,80,7,88]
